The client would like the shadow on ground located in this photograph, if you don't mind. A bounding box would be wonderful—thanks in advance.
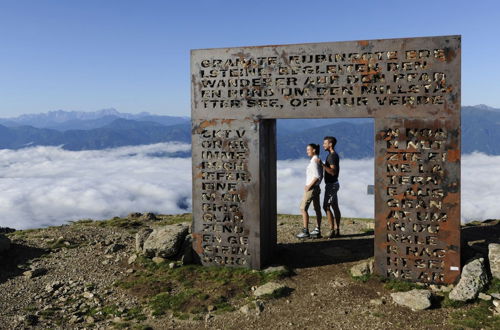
[461,220,500,270]
[0,242,49,284]
[275,233,374,269]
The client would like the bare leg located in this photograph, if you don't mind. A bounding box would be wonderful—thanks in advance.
[301,209,309,229]
[313,198,322,228]
[332,199,341,234]
[324,207,335,230]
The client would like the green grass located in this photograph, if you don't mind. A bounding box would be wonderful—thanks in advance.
[352,273,372,283]
[441,293,467,308]
[116,256,290,317]
[449,300,500,329]
[48,237,79,249]
[383,278,421,292]
[486,278,500,295]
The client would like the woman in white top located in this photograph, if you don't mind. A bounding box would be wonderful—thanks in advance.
[296,143,323,239]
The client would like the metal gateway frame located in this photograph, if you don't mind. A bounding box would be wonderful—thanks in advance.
[190,36,461,284]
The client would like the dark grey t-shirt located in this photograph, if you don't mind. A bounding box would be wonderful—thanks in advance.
[324,151,340,183]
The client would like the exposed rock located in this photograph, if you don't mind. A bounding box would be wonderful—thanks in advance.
[0,234,11,254]
[369,298,383,305]
[449,258,489,301]
[135,228,153,253]
[128,212,143,219]
[142,225,189,258]
[141,212,158,221]
[350,258,374,277]
[488,243,500,279]
[168,262,177,269]
[253,282,288,298]
[390,289,432,310]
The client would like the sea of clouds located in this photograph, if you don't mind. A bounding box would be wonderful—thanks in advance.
[0,143,498,229]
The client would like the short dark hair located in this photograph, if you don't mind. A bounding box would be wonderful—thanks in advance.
[324,136,337,148]
[308,143,320,155]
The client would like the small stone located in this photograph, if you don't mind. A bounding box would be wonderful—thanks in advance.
[69,315,83,324]
[45,281,63,293]
[478,292,492,301]
[253,282,288,298]
[83,292,94,299]
[105,243,125,254]
[239,304,251,314]
[493,300,500,316]
[205,313,213,322]
[391,289,432,310]
[128,254,138,264]
[310,292,316,296]
[169,262,177,269]
[263,265,288,274]
[207,305,216,312]
[254,300,265,312]
[490,293,500,300]
[369,299,383,305]
[350,258,374,277]
[152,257,166,264]
[85,316,95,324]
[126,268,135,274]
[101,260,109,265]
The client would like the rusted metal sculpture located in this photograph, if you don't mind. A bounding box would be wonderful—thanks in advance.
[191,36,461,284]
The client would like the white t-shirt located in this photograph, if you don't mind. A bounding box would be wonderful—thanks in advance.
[305,155,323,186]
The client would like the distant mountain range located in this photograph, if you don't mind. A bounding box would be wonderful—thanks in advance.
[0,106,499,159]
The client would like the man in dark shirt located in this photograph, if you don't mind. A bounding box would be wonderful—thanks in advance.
[316,136,341,238]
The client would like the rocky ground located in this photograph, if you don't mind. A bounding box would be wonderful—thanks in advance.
[0,214,499,330]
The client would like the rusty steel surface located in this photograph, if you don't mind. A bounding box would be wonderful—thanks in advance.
[191,35,461,283]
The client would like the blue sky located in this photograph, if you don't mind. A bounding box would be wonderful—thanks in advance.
[0,0,498,117]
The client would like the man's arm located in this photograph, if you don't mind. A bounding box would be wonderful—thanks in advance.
[316,158,337,176]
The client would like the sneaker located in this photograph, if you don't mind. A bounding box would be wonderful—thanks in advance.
[296,228,309,239]
[327,229,340,238]
[310,227,321,238]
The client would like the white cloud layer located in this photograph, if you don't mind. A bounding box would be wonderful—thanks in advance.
[0,143,192,229]
[0,145,498,229]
